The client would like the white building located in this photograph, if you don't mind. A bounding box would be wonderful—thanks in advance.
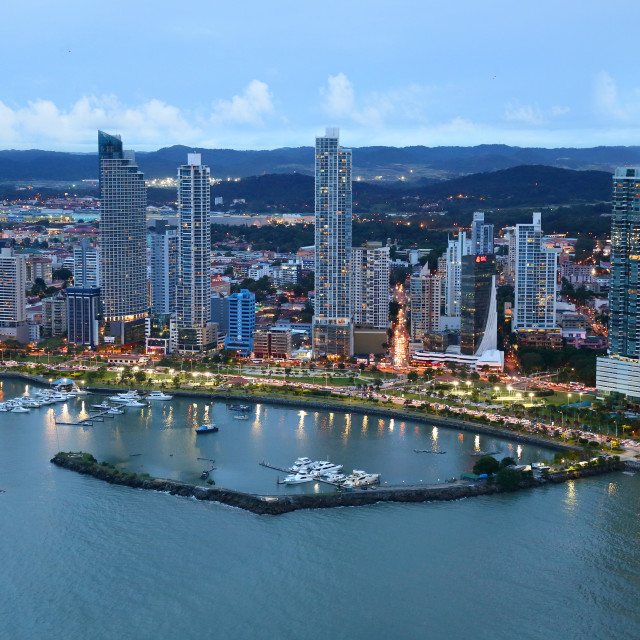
[176,154,216,353]
[74,238,100,288]
[513,212,558,331]
[445,231,472,317]
[312,128,353,357]
[410,264,441,341]
[351,242,390,329]
[149,221,178,315]
[0,247,28,342]
[471,211,494,256]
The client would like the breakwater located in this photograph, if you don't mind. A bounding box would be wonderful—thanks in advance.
[51,453,624,516]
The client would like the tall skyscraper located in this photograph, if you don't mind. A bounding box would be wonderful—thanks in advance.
[0,247,28,343]
[444,232,471,317]
[351,242,390,329]
[471,211,494,256]
[460,254,497,355]
[67,288,101,348]
[175,153,215,353]
[98,131,147,345]
[513,212,558,331]
[224,289,255,355]
[74,238,100,288]
[149,220,178,315]
[410,265,441,342]
[312,128,353,357]
[597,167,640,399]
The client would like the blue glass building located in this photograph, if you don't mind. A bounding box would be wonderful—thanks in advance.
[224,289,255,355]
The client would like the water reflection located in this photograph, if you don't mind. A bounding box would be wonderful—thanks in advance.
[517,445,523,460]
[564,480,577,512]
[431,427,439,447]
[474,434,481,452]
[362,415,368,434]
[389,419,395,432]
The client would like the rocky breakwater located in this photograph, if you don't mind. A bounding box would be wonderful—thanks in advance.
[51,453,624,516]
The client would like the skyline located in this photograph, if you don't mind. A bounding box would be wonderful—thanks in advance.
[2,1,640,151]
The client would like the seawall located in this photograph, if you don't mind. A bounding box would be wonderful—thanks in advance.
[50,454,624,516]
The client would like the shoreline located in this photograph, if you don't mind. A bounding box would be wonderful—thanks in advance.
[51,452,626,516]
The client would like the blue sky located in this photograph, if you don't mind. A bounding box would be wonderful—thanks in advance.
[1,0,638,151]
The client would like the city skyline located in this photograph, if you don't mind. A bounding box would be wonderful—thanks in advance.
[2,1,640,151]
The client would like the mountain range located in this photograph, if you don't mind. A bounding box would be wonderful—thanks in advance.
[0,144,638,183]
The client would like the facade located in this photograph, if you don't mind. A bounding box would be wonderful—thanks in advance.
[253,327,292,359]
[211,294,230,336]
[444,232,471,317]
[410,265,441,341]
[67,287,101,348]
[41,292,67,337]
[312,128,353,357]
[225,289,255,355]
[471,211,494,256]
[73,239,100,288]
[351,242,390,330]
[149,220,178,315]
[26,257,53,285]
[0,247,28,342]
[597,167,640,399]
[176,154,215,353]
[460,254,497,356]
[98,131,147,345]
[513,212,558,331]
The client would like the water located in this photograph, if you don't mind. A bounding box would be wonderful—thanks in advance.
[1,379,639,639]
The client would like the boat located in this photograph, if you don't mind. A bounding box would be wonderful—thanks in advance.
[147,391,173,401]
[325,473,346,483]
[107,407,124,415]
[200,470,210,479]
[109,391,141,402]
[233,414,249,420]
[310,460,343,475]
[123,399,145,408]
[289,457,313,471]
[278,472,315,484]
[195,424,219,434]
[228,404,250,412]
[10,406,30,413]
[92,403,112,410]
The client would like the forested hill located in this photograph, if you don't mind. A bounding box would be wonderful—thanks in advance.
[0,143,636,181]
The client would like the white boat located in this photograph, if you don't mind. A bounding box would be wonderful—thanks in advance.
[0,404,7,412]
[11,406,30,413]
[109,391,141,402]
[310,461,343,475]
[233,414,249,420]
[123,399,145,408]
[107,407,124,415]
[92,403,112,410]
[279,472,316,484]
[147,391,173,401]
[325,473,346,483]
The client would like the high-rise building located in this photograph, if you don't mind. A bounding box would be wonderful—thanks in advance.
[444,232,472,317]
[176,154,216,353]
[597,167,640,399]
[74,238,100,288]
[410,265,441,341]
[471,211,494,256]
[149,220,178,315]
[98,131,147,345]
[503,226,517,284]
[513,212,558,331]
[67,288,101,348]
[225,289,255,355]
[0,247,28,342]
[460,254,497,355]
[351,242,390,329]
[211,294,230,336]
[253,327,292,360]
[312,128,353,357]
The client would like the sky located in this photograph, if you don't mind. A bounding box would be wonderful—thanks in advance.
[1,0,639,152]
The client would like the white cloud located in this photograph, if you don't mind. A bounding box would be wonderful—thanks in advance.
[551,105,570,116]
[210,80,274,125]
[505,103,544,126]
[593,70,640,121]
[320,73,387,128]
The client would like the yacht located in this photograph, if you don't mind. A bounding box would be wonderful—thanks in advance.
[92,403,112,410]
[310,461,343,475]
[0,403,8,412]
[279,472,315,484]
[196,424,219,434]
[123,399,145,408]
[233,414,249,420]
[109,391,141,402]
[289,457,313,471]
[147,391,173,401]
[325,473,346,483]
[107,407,124,415]
[11,405,30,413]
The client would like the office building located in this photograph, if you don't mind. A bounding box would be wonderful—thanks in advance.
[460,254,497,356]
[444,232,472,317]
[41,291,67,337]
[253,327,292,359]
[211,294,230,336]
[410,265,441,342]
[470,211,494,256]
[176,154,216,353]
[513,212,558,331]
[74,239,100,288]
[67,287,101,348]
[149,221,178,315]
[312,128,353,357]
[351,242,390,329]
[225,289,255,355]
[98,131,147,345]
[597,167,640,399]
[0,247,28,342]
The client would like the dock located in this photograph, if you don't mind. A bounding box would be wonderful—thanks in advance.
[259,461,343,488]
[55,408,119,427]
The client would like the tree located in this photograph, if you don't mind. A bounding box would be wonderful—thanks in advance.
[496,467,523,488]
[488,374,499,384]
[134,370,147,384]
[407,371,418,383]
[500,456,517,468]
[472,456,500,475]
[53,267,73,282]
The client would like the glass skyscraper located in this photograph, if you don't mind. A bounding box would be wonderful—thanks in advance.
[312,128,353,357]
[98,131,147,345]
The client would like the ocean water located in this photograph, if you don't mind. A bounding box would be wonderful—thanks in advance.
[0,379,638,640]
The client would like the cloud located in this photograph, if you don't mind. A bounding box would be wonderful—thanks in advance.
[320,73,386,128]
[210,80,274,125]
[551,105,570,116]
[593,70,640,121]
[505,103,544,126]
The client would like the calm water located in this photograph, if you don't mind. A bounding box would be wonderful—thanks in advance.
[1,379,638,639]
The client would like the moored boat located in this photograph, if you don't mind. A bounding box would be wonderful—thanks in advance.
[196,424,219,434]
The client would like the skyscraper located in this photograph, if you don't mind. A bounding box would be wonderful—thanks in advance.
[597,167,640,399]
[312,128,353,357]
[149,220,178,315]
[98,131,147,345]
[444,232,471,317]
[175,154,215,353]
[351,242,390,329]
[73,238,100,288]
[0,247,28,343]
[470,211,494,256]
[460,254,497,355]
[513,212,558,331]
[410,265,441,342]
[225,289,255,355]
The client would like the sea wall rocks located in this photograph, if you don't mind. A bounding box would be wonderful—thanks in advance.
[51,454,624,516]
